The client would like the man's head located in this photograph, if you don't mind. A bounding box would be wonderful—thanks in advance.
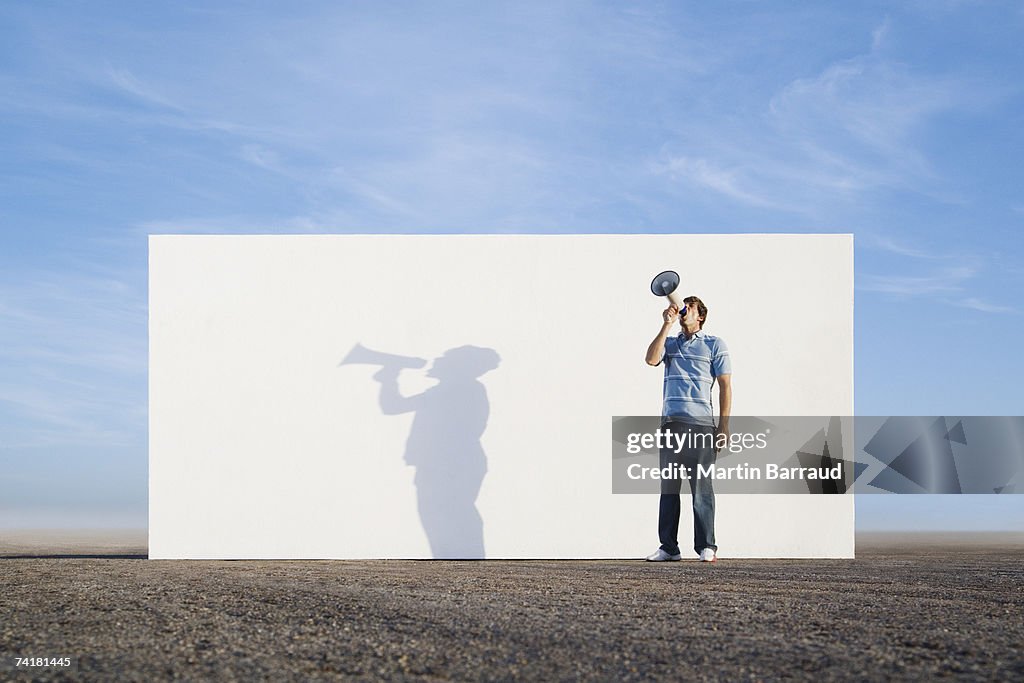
[681,295,707,329]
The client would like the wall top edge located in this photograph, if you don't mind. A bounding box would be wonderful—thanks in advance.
[148,233,855,240]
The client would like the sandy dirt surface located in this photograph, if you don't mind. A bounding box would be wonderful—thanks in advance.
[1,532,1022,681]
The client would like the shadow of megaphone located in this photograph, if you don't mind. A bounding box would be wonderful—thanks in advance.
[338,343,427,369]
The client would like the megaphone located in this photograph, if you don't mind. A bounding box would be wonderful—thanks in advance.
[338,343,427,369]
[650,270,686,309]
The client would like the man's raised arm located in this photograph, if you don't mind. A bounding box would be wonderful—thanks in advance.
[645,304,679,366]
[373,367,421,415]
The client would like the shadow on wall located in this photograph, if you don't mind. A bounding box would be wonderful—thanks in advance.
[340,344,501,558]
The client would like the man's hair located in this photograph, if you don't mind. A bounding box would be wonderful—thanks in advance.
[683,296,708,329]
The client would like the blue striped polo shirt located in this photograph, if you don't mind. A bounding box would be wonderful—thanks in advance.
[661,329,731,425]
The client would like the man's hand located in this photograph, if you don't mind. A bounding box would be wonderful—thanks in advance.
[647,306,678,365]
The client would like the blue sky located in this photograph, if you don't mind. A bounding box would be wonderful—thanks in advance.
[1,1,1022,530]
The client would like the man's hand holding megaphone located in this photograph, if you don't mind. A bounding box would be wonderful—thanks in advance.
[662,303,682,327]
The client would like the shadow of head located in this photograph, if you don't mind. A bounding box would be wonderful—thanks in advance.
[427,345,501,380]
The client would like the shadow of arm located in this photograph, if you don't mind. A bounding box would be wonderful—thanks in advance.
[375,368,421,415]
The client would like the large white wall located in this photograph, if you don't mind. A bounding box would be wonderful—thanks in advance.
[149,234,854,559]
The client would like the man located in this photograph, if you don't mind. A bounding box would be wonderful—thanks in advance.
[644,296,732,563]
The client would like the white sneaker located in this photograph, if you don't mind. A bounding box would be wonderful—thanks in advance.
[645,549,682,562]
[699,548,717,562]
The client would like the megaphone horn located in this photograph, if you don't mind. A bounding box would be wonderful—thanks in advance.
[650,270,686,309]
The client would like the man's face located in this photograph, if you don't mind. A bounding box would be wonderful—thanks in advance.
[680,301,703,328]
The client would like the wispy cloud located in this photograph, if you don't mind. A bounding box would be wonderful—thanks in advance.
[871,17,891,50]
[653,156,789,210]
[769,60,955,172]
[239,144,281,171]
[956,297,1016,314]
[655,19,996,213]
[859,234,951,260]
[106,66,183,111]
[857,233,1014,312]
[765,57,969,199]
[858,262,1016,313]
[858,265,975,296]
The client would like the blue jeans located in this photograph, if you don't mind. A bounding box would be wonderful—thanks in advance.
[658,421,717,556]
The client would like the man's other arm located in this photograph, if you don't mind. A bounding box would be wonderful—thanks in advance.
[716,374,732,447]
[645,305,679,366]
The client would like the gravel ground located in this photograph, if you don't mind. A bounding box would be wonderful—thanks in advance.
[1,534,1022,681]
